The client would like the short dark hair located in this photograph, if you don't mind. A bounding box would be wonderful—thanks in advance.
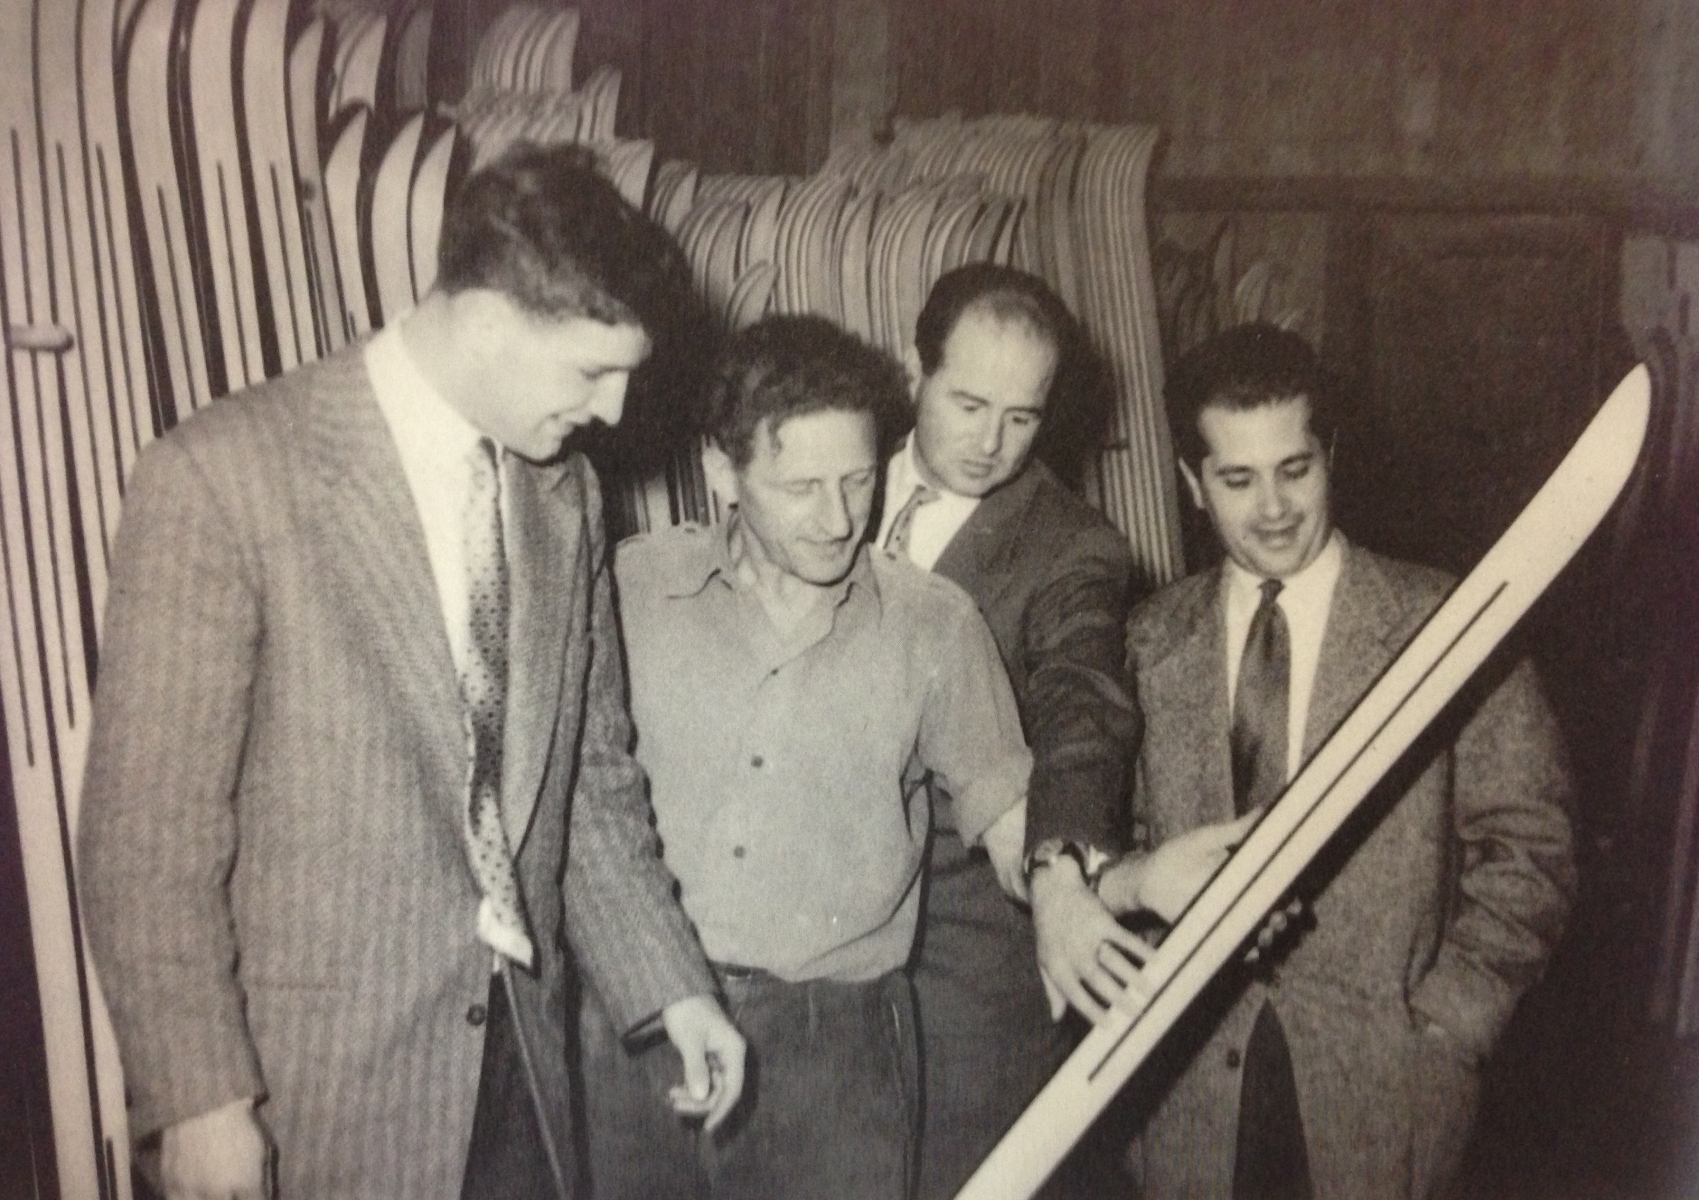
[435,142,688,334]
[913,263,1072,376]
[704,315,909,470]
[913,264,1113,484]
[1164,322,1340,470]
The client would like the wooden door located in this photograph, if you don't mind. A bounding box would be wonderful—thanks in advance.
[1330,212,1620,576]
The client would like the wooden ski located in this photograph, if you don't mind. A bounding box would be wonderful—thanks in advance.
[4,0,131,1193]
[953,365,1652,1200]
[120,0,214,415]
[186,0,266,391]
[287,16,346,359]
[369,111,424,325]
[240,0,316,372]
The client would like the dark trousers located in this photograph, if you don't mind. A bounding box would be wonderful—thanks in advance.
[461,974,561,1200]
[911,831,1105,1200]
[580,968,919,1200]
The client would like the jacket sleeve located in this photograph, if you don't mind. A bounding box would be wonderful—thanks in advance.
[559,468,716,1039]
[1410,656,1577,1063]
[76,437,266,1140]
[1020,522,1142,856]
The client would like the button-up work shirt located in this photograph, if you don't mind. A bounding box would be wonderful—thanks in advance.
[615,521,1032,983]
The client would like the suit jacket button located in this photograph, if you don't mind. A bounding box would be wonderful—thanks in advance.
[467,1003,488,1027]
[1225,1048,1242,1070]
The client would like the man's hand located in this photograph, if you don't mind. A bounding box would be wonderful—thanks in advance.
[980,800,1028,902]
[660,994,747,1132]
[1097,809,1260,924]
[1030,858,1154,1024]
[159,1098,268,1200]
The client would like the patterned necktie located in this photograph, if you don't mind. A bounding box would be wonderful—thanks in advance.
[1231,579,1290,815]
[883,483,938,560]
[461,438,534,967]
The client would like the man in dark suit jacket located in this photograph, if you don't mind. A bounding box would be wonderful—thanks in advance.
[76,145,744,1200]
[1104,323,1575,1199]
[881,265,1149,1198]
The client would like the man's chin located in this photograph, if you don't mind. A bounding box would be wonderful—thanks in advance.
[794,550,858,586]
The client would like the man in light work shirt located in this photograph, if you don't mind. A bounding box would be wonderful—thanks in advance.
[580,314,1032,1200]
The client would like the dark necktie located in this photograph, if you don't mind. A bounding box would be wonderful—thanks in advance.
[462,438,534,968]
[883,483,938,560]
[1227,577,1313,1200]
[1231,579,1290,815]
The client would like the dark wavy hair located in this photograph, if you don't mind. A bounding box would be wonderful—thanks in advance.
[704,315,909,470]
[1163,322,1340,471]
[435,142,690,337]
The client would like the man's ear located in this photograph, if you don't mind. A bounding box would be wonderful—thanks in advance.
[702,439,738,509]
[1177,458,1206,510]
[903,344,924,402]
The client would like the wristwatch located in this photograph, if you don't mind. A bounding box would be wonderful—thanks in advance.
[1023,838,1113,892]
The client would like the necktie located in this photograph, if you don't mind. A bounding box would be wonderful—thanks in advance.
[1227,577,1313,1200]
[1231,579,1290,815]
[883,483,938,560]
[461,438,534,968]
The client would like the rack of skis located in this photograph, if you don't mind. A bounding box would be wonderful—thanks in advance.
[604,114,1188,585]
[2,1,1186,1193]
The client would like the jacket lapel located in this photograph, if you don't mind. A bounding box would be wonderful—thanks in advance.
[931,464,1040,595]
[1304,539,1404,760]
[1143,571,1236,828]
[498,456,578,852]
[301,355,467,817]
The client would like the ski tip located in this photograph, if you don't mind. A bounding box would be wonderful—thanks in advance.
[1608,362,1652,433]
[1575,363,1652,490]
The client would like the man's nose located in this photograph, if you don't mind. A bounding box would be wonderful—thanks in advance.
[592,377,629,426]
[978,414,1003,457]
[818,487,854,539]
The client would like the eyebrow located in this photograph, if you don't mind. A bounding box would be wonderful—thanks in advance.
[1211,449,1314,474]
[949,385,1041,414]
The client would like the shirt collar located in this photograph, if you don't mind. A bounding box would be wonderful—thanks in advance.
[365,323,486,461]
[658,514,882,615]
[884,437,980,523]
[1221,528,1344,614]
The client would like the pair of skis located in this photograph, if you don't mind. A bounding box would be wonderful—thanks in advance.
[954,364,1651,1200]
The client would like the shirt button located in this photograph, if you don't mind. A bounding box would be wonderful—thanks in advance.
[750,755,764,768]
[733,846,746,859]
[466,1004,488,1027]
[1225,1048,1242,1070]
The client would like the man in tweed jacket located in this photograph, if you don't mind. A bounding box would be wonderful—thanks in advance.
[77,146,743,1200]
[1107,324,1574,1199]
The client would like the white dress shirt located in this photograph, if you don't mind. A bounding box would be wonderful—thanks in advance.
[1222,532,1344,779]
[878,438,980,571]
[365,324,499,675]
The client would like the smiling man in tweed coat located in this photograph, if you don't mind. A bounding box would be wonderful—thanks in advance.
[1107,323,1575,1200]
[76,145,743,1200]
